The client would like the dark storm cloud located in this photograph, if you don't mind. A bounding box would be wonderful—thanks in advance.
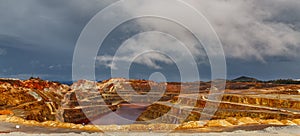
[97,0,300,62]
[94,0,300,81]
[0,34,38,50]
[0,0,114,51]
[190,0,300,61]
[0,0,299,81]
[0,0,116,80]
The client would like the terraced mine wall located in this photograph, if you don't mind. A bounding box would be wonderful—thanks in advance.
[1,78,300,128]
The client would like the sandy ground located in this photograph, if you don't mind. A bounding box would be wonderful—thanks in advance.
[0,126,300,136]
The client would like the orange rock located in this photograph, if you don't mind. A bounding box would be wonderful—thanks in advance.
[260,119,284,125]
[292,119,300,125]
[0,110,13,115]
[226,117,239,125]
[281,120,297,125]
[238,117,259,125]
[179,121,207,129]
[206,120,233,127]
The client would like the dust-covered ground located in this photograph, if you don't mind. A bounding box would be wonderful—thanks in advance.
[1,126,300,136]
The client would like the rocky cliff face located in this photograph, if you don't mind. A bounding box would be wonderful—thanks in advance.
[0,78,300,127]
[0,78,69,122]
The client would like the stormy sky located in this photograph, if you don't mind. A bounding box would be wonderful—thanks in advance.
[0,0,300,81]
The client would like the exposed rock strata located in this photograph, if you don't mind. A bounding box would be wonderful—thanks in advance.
[0,78,300,132]
[0,78,69,122]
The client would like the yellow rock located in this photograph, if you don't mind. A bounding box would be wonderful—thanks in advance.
[57,122,73,128]
[22,120,39,126]
[238,117,259,125]
[0,115,9,121]
[206,120,233,127]
[41,121,59,127]
[226,117,239,125]
[253,118,262,123]
[281,120,297,125]
[292,119,300,125]
[8,116,25,123]
[260,119,284,125]
[196,120,208,127]
[82,125,100,131]
[179,121,206,129]
[71,124,84,129]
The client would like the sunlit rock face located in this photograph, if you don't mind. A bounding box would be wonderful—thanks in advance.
[60,80,118,124]
[1,77,300,130]
[0,78,69,122]
[137,82,300,124]
[60,78,177,124]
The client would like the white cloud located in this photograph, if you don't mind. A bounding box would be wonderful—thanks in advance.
[96,0,300,66]
[98,0,300,69]
[97,32,200,69]
[188,0,300,61]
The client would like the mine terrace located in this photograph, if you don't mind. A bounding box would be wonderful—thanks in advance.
[0,77,300,132]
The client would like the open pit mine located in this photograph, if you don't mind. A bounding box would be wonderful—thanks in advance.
[1,77,300,133]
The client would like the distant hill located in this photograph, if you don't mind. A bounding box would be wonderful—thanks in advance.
[232,76,259,82]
